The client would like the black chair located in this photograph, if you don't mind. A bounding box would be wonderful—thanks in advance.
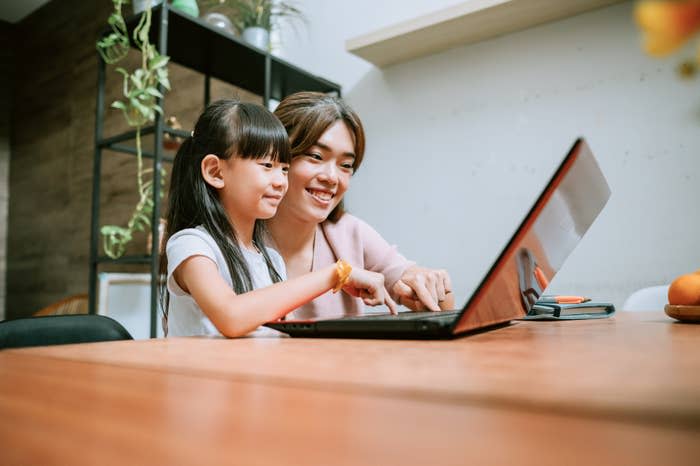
[0,314,133,349]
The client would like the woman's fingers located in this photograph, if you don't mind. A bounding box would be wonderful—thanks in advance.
[405,273,440,311]
[393,280,424,311]
[442,269,453,296]
[396,267,457,311]
[393,280,415,301]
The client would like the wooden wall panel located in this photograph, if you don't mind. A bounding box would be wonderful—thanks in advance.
[0,20,12,320]
[6,0,263,318]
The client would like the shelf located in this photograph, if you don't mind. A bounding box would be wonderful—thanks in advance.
[98,126,189,162]
[346,0,625,67]
[91,4,342,338]
[95,255,153,265]
[123,6,341,99]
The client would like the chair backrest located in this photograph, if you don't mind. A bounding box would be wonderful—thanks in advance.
[33,294,89,316]
[0,314,133,350]
[622,285,670,311]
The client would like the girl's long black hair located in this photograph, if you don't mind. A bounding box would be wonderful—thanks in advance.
[159,99,291,332]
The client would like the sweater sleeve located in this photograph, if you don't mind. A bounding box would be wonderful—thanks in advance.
[352,216,415,296]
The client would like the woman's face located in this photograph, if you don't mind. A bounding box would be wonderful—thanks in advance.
[279,120,356,224]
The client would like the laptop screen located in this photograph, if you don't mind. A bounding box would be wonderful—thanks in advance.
[452,138,611,334]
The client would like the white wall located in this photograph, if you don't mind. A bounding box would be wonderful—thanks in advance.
[278,0,700,308]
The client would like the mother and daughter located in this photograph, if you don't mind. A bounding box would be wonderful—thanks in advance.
[161,93,454,337]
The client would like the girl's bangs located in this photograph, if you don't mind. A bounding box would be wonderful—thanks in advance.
[232,104,291,164]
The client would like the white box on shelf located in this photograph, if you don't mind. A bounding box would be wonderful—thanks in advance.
[97,272,164,339]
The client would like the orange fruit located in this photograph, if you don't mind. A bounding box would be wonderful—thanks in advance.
[668,273,700,305]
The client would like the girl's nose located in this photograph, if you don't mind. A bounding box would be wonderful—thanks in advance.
[272,169,287,188]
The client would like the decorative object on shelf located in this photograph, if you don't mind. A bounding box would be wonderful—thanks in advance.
[635,0,700,79]
[163,116,184,150]
[201,0,306,50]
[133,0,163,15]
[242,26,269,49]
[171,0,200,17]
[96,0,171,259]
[203,11,235,35]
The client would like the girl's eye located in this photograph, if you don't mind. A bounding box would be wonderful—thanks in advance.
[282,165,289,174]
[341,163,354,172]
[260,162,274,169]
[306,152,323,161]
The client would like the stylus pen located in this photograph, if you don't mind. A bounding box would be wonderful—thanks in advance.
[538,295,591,304]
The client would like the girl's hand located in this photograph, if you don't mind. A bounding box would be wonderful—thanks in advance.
[342,268,398,315]
[393,266,454,311]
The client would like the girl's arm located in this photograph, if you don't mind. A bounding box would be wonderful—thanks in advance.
[174,256,396,338]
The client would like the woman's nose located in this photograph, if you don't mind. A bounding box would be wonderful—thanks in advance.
[317,162,338,184]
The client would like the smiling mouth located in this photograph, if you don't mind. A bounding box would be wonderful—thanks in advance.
[306,188,334,203]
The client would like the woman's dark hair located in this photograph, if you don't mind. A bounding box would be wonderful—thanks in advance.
[273,92,365,223]
[159,99,291,330]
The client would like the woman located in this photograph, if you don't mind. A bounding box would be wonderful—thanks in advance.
[267,92,454,318]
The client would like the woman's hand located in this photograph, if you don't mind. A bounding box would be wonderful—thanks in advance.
[342,268,398,315]
[393,266,454,311]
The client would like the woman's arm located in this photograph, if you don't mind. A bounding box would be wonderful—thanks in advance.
[349,216,454,311]
[174,256,396,337]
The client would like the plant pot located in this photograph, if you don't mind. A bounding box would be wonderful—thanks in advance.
[242,27,270,50]
[171,0,200,17]
[133,0,163,15]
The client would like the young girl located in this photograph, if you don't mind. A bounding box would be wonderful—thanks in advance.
[160,99,396,338]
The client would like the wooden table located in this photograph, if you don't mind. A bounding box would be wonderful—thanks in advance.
[1,311,698,465]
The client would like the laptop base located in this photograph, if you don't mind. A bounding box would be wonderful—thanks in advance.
[265,313,512,340]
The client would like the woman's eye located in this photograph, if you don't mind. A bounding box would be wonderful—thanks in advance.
[282,165,289,174]
[306,152,323,161]
[340,163,355,173]
[260,162,273,169]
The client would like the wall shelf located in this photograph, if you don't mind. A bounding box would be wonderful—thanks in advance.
[346,0,625,67]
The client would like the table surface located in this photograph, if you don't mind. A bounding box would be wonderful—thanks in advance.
[1,311,699,465]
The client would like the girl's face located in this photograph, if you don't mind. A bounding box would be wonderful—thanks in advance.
[281,121,355,224]
[220,155,289,221]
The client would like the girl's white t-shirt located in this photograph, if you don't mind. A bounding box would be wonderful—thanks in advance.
[166,226,287,337]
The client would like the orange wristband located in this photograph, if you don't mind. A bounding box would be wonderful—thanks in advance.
[333,259,352,293]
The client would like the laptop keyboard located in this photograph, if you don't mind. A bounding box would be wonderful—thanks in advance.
[337,310,461,321]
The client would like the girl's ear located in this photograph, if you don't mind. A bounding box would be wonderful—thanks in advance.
[201,154,225,189]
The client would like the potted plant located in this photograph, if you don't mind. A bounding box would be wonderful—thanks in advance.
[201,0,305,50]
[96,0,171,259]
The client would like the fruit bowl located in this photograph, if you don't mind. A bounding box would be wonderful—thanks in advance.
[664,304,700,322]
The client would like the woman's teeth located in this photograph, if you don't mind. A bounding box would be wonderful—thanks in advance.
[307,189,333,201]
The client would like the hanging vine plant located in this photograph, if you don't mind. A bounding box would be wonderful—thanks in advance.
[96,0,170,259]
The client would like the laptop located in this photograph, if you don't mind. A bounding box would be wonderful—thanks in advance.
[266,138,611,339]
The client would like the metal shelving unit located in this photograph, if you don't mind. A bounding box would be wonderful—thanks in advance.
[89,4,341,337]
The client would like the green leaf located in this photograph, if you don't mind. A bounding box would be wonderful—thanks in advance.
[144,87,163,98]
[149,55,170,69]
[130,72,144,89]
